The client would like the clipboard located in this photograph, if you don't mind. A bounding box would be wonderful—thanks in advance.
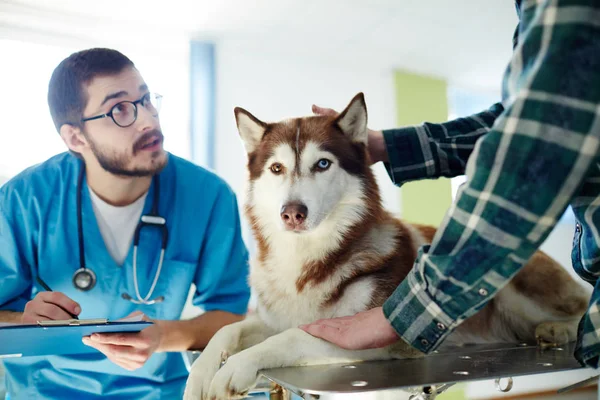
[0,318,153,358]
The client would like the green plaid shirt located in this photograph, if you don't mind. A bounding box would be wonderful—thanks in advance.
[381,0,600,368]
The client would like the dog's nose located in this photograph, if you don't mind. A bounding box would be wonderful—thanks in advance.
[280,203,308,229]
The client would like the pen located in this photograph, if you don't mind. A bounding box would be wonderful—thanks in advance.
[35,276,79,320]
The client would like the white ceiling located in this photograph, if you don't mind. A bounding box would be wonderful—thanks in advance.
[0,0,518,91]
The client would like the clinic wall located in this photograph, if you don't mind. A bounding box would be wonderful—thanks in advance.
[212,40,402,252]
[394,70,452,227]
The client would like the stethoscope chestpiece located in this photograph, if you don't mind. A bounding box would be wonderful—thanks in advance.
[72,268,97,291]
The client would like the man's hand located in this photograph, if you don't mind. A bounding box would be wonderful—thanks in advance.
[312,104,388,164]
[82,312,162,371]
[299,307,399,350]
[22,292,81,323]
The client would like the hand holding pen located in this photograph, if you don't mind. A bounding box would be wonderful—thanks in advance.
[20,277,81,324]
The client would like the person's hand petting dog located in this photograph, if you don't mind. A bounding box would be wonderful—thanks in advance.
[312,104,388,164]
[299,307,400,350]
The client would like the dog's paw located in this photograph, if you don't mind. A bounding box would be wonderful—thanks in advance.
[184,350,230,400]
[535,321,575,348]
[207,353,260,400]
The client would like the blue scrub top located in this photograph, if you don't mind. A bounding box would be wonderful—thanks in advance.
[0,152,250,399]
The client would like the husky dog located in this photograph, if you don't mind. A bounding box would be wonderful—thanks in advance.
[184,93,588,400]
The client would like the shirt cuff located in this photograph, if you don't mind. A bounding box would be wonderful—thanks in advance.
[382,127,434,187]
[382,266,456,354]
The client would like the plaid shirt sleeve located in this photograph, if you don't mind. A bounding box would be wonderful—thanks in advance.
[383,0,600,357]
[382,103,504,186]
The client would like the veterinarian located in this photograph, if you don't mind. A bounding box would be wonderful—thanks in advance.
[303,0,600,368]
[0,48,250,399]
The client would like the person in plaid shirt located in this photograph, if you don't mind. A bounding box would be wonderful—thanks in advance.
[301,0,600,368]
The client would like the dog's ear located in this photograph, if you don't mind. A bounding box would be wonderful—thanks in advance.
[334,92,368,144]
[234,107,267,153]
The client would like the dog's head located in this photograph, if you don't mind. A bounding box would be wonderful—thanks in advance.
[235,93,379,236]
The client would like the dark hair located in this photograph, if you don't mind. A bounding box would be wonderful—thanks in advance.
[47,48,135,132]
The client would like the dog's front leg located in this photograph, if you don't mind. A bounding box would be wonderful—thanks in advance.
[207,327,422,399]
[184,316,274,400]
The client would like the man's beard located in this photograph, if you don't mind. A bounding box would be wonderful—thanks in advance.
[87,130,167,177]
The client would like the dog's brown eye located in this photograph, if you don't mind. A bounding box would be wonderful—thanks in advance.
[270,163,284,174]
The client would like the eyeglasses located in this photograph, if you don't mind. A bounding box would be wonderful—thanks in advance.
[81,92,163,128]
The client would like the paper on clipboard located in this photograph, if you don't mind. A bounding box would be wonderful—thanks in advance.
[36,313,144,326]
[0,322,22,327]
[0,313,145,327]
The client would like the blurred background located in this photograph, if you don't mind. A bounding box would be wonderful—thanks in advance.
[0,0,595,398]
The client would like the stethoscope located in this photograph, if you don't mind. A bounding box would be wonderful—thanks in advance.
[73,165,168,305]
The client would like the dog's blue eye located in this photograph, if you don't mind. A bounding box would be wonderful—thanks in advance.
[317,159,331,170]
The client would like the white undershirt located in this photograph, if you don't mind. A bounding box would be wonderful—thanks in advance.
[88,187,148,266]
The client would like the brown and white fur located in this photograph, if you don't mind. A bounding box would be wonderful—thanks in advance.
[184,93,589,400]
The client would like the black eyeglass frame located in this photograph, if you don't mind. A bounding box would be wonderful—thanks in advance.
[81,93,162,128]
